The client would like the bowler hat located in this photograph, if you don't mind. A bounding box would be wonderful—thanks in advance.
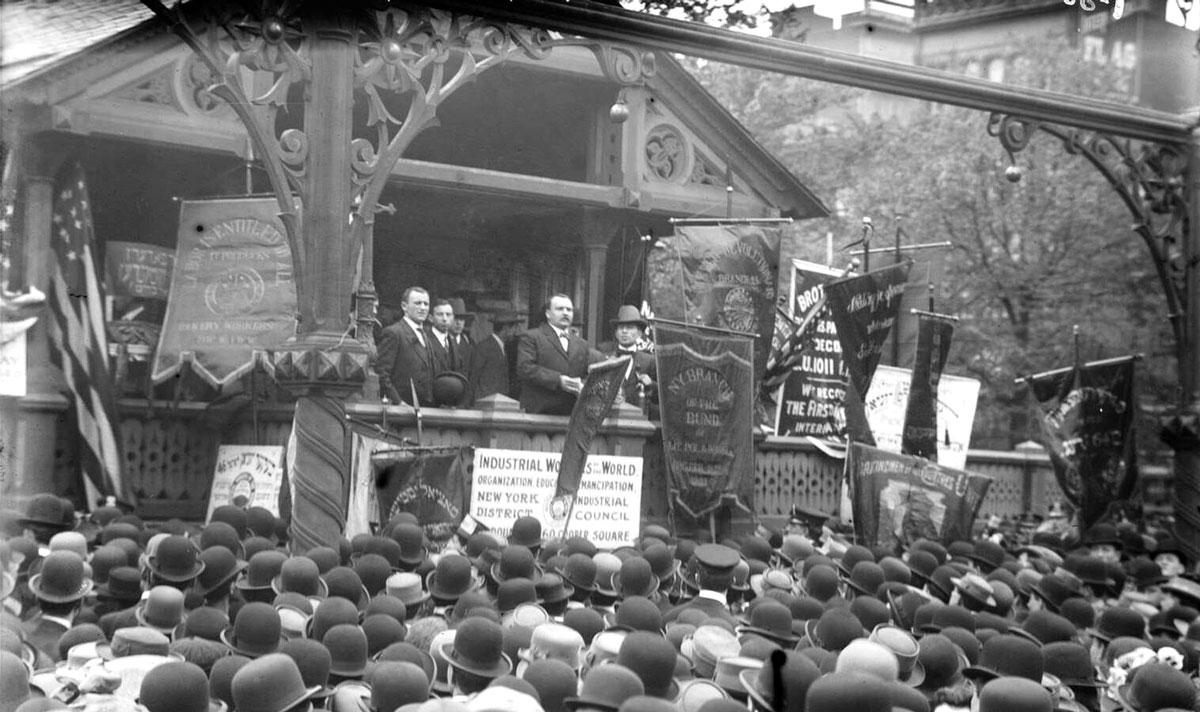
[272,557,327,598]
[305,547,340,574]
[612,558,659,599]
[835,639,900,681]
[494,546,541,584]
[222,602,285,658]
[323,623,369,678]
[28,551,92,603]
[231,653,320,712]
[245,507,277,539]
[969,541,1007,573]
[1090,607,1147,644]
[209,655,252,709]
[977,677,1052,712]
[210,505,249,539]
[355,553,395,596]
[280,638,333,698]
[558,554,597,592]
[149,536,205,582]
[199,522,244,558]
[801,564,840,602]
[804,608,865,651]
[197,546,247,598]
[140,661,220,712]
[96,565,142,604]
[521,658,579,712]
[609,306,646,327]
[564,663,645,712]
[509,517,543,549]
[431,372,470,407]
[846,561,886,598]
[562,608,605,646]
[534,573,574,608]
[963,634,1044,682]
[738,601,799,645]
[1016,610,1076,646]
[19,494,72,530]
[362,614,408,657]
[370,661,430,711]
[1117,662,1197,712]
[740,650,821,712]
[441,617,512,679]
[497,578,538,614]
[607,596,662,634]
[365,594,409,625]
[390,524,427,568]
[186,606,231,642]
[915,634,963,693]
[308,596,361,642]
[325,567,370,609]
[136,585,187,638]
[805,671,892,712]
[1130,558,1170,589]
[239,551,288,592]
[1041,642,1102,689]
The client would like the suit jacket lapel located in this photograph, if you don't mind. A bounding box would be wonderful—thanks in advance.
[544,324,568,358]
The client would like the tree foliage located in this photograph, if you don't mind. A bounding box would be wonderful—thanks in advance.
[683,36,1176,451]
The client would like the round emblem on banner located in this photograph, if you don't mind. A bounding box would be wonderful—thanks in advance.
[544,494,571,523]
[721,287,757,332]
[205,266,267,316]
[229,471,257,507]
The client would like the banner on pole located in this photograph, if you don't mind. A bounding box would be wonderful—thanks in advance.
[374,446,473,544]
[865,365,980,471]
[647,225,779,377]
[824,262,912,398]
[470,448,642,547]
[1029,358,1138,529]
[556,356,632,499]
[153,198,297,387]
[847,442,992,551]
[206,445,285,522]
[105,242,174,300]
[775,260,849,439]
[655,321,755,518]
[902,317,954,460]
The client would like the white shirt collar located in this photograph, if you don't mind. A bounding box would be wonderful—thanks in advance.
[696,589,727,604]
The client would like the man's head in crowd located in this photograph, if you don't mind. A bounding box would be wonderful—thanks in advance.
[402,287,430,325]
[431,299,454,335]
[545,294,574,331]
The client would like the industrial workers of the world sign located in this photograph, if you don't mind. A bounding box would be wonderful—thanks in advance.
[470,448,642,547]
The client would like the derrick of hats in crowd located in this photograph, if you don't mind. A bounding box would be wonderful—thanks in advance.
[1,495,1199,712]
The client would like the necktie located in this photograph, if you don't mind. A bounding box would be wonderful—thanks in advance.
[446,336,457,368]
[559,331,569,353]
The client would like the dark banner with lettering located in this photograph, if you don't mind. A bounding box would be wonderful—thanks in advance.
[824,262,911,397]
[105,242,174,300]
[152,198,297,387]
[848,442,992,552]
[556,356,632,499]
[655,321,755,518]
[902,317,954,460]
[648,225,779,378]
[1029,358,1138,530]
[775,260,849,439]
[373,446,473,544]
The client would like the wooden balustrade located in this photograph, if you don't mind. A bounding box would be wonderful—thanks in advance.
[8,395,1169,528]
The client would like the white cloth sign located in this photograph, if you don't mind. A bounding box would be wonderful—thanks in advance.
[206,445,285,521]
[471,447,642,548]
[864,365,980,470]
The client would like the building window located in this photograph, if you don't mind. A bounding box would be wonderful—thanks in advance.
[987,57,1005,82]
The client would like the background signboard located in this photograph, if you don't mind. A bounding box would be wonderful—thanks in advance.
[206,445,285,522]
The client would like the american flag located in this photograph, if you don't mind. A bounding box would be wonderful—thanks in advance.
[47,163,130,506]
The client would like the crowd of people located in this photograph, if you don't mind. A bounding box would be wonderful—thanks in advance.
[375,290,654,415]
[1,493,1198,712]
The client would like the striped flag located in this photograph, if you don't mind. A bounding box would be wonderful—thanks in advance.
[47,163,131,506]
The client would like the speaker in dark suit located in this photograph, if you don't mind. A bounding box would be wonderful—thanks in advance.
[516,295,596,416]
[376,287,435,405]
[471,310,523,401]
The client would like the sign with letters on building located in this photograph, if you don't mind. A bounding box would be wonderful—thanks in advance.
[470,447,642,548]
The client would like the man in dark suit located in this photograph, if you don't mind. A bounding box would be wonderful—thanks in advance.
[447,298,475,377]
[598,304,656,411]
[516,294,596,415]
[471,310,523,402]
[376,287,435,405]
[662,544,740,626]
[427,298,459,374]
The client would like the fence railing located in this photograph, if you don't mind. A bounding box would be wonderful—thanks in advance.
[9,396,1169,525]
